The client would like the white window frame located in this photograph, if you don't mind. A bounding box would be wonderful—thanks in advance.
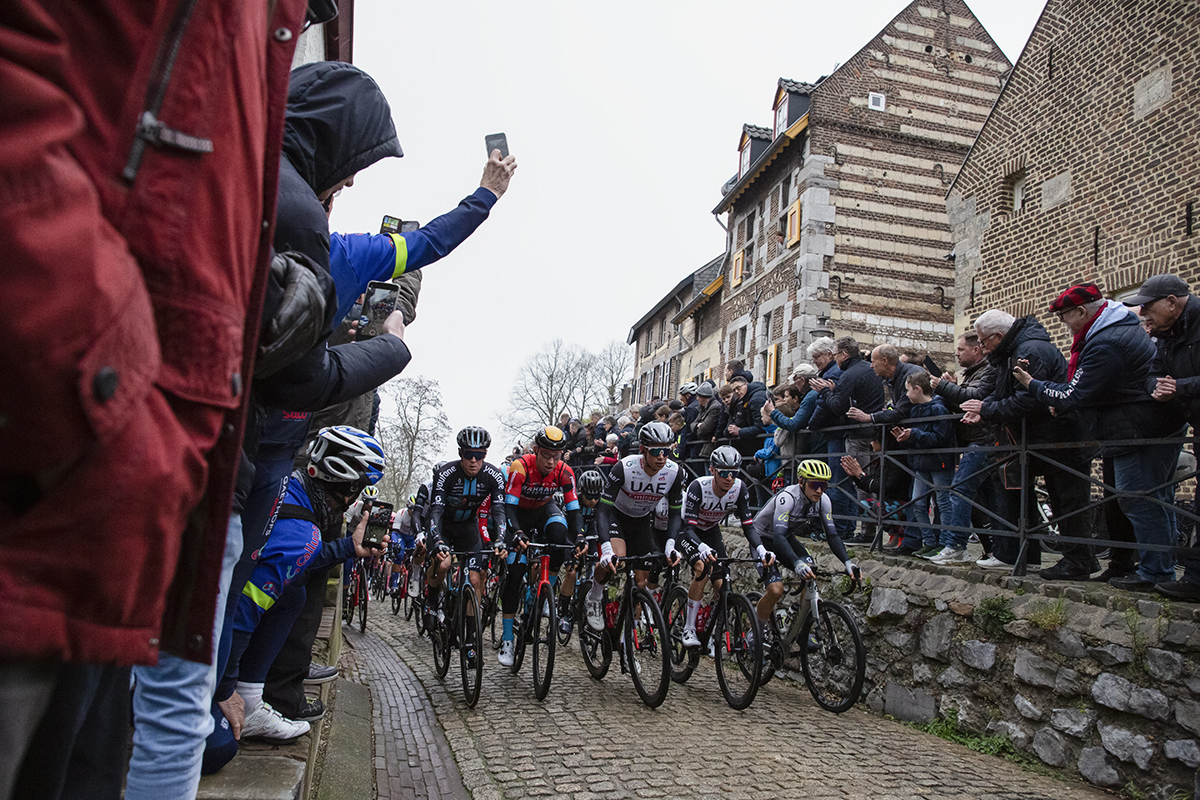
[868,92,886,112]
[774,96,789,137]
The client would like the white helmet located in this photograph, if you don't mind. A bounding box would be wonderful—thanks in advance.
[307,426,386,486]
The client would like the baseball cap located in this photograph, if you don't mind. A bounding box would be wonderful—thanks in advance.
[1123,275,1190,307]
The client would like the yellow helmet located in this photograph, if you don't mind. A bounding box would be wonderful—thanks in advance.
[363,486,380,498]
[797,459,832,482]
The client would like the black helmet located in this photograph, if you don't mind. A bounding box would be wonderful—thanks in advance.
[638,421,673,447]
[534,425,567,451]
[577,470,606,497]
[456,426,491,450]
[710,445,742,470]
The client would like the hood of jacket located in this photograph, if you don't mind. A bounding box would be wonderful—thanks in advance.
[283,62,403,196]
[992,315,1053,361]
[1085,299,1137,342]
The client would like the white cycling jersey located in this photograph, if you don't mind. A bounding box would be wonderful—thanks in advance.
[606,455,684,517]
[683,476,752,531]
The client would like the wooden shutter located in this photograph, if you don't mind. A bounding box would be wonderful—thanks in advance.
[731,250,744,287]
[766,344,779,386]
[786,201,801,247]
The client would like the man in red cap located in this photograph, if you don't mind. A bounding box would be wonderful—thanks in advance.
[1013,283,1184,590]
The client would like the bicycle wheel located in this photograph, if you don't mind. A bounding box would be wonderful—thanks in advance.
[578,601,612,680]
[625,587,669,708]
[484,571,502,650]
[511,584,530,674]
[800,600,866,713]
[532,583,557,700]
[459,583,483,708]
[357,571,369,633]
[663,585,697,684]
[555,591,574,647]
[342,579,357,627]
[714,594,762,710]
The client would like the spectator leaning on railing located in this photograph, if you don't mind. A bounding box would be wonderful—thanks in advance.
[689,383,726,459]
[932,332,1001,565]
[725,375,769,457]
[959,308,1088,572]
[1130,275,1200,600]
[1014,283,1185,590]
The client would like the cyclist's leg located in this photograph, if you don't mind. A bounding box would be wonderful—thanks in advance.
[621,513,655,589]
[675,536,708,639]
[754,534,785,624]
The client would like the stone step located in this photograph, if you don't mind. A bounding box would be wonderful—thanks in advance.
[196,755,305,800]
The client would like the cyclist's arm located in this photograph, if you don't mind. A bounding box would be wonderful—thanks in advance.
[679,479,706,546]
[665,468,685,542]
[595,460,625,550]
[818,493,852,564]
[502,461,527,543]
[733,481,764,556]
[485,465,507,545]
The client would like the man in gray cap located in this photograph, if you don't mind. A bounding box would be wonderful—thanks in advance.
[689,383,725,460]
[1126,274,1200,600]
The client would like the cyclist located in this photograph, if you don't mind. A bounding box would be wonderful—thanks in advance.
[585,421,686,631]
[671,446,770,648]
[386,497,418,595]
[497,426,580,666]
[426,428,507,630]
[408,466,438,598]
[750,459,859,631]
[559,469,606,635]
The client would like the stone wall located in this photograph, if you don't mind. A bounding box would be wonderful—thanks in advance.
[723,533,1200,798]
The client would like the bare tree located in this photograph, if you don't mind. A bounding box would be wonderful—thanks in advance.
[590,339,634,412]
[376,376,450,505]
[503,339,595,437]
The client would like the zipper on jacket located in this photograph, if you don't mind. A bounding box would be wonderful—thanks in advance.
[122,0,210,182]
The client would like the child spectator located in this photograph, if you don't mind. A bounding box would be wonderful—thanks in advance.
[891,370,957,562]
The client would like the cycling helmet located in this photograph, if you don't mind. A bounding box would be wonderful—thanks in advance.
[534,425,567,451]
[797,459,833,482]
[679,381,698,395]
[362,486,379,499]
[638,421,673,447]
[710,446,742,470]
[577,470,606,497]
[307,426,386,486]
[456,426,492,450]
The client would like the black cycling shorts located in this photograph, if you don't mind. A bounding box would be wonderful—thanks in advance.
[677,527,728,582]
[610,509,656,557]
[437,519,487,573]
[755,534,783,585]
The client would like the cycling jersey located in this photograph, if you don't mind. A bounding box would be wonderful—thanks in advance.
[504,454,580,539]
[411,478,432,535]
[652,496,669,532]
[749,485,850,569]
[596,455,685,545]
[682,476,753,533]
[389,508,415,562]
[428,460,506,544]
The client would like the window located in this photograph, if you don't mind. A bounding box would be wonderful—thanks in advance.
[766,344,780,386]
[780,178,790,209]
[744,242,755,276]
[731,249,745,287]
[737,326,748,356]
[659,318,666,347]
[1012,173,1027,214]
[785,200,802,247]
[746,209,756,241]
[739,145,751,178]
[774,96,789,137]
[761,310,773,342]
[868,92,886,111]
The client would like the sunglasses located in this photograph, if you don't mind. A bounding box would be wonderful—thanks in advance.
[715,469,738,478]
[535,448,562,459]
[806,480,829,492]
[644,447,671,457]
[460,449,487,461]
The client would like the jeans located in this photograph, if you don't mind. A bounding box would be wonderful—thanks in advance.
[125,513,243,800]
[909,468,953,548]
[945,444,999,549]
[1113,440,1180,584]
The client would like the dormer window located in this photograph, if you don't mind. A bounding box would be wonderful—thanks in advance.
[739,144,751,178]
[774,96,789,137]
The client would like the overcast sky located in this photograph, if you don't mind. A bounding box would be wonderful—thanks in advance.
[328,0,1046,452]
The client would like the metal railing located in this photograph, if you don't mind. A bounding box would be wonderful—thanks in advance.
[568,413,1197,578]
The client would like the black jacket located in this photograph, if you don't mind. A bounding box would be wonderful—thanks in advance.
[1151,294,1200,426]
[979,316,1076,444]
[692,397,727,442]
[731,380,769,438]
[1030,302,1183,448]
[935,357,998,444]
[811,353,885,436]
[871,361,924,426]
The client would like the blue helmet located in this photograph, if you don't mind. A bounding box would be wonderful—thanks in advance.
[307,425,386,486]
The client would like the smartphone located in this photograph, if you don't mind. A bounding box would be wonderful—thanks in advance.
[485,132,509,159]
[923,355,942,376]
[380,215,420,234]
[359,280,399,340]
[400,220,420,232]
[363,500,393,551]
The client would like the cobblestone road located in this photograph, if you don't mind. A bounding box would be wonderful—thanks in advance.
[348,604,1111,800]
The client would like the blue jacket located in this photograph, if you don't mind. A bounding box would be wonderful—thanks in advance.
[904,398,955,472]
[771,388,817,433]
[755,423,783,477]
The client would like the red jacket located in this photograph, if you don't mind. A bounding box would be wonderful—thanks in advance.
[0,0,307,665]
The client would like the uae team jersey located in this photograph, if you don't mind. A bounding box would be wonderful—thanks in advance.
[682,476,754,533]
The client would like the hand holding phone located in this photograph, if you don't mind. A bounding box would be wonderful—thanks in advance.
[481,133,517,199]
[484,132,509,159]
[359,280,399,340]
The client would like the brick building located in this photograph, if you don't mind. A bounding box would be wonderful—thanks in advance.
[629,271,695,404]
[947,0,1200,342]
[711,0,1010,383]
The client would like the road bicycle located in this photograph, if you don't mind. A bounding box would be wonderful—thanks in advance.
[663,556,763,709]
[577,552,670,708]
[370,556,388,602]
[555,535,601,648]
[509,542,575,700]
[390,550,413,616]
[426,549,485,708]
[342,558,369,634]
[748,568,865,713]
[485,555,506,651]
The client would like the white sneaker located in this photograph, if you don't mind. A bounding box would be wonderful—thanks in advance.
[976,555,1009,569]
[930,546,968,565]
[681,627,701,648]
[407,579,419,598]
[498,639,515,667]
[585,597,605,631]
[241,701,310,742]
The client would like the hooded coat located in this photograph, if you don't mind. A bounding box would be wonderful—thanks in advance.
[979,316,1076,444]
